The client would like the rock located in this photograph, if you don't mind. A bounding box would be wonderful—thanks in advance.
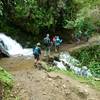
[63,84,66,88]
[94,78,100,81]
[65,90,71,96]
[78,87,89,98]
[0,42,9,57]
[87,98,95,100]
[47,78,52,81]
[47,73,62,80]
[43,92,47,95]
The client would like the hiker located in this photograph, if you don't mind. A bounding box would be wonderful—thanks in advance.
[43,34,51,57]
[50,35,56,50]
[33,43,41,66]
[51,35,56,45]
[54,36,62,52]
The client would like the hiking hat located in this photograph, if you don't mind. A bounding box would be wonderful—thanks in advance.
[46,34,49,37]
[37,42,41,46]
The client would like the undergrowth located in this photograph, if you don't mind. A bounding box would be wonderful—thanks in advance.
[0,66,13,100]
[71,45,100,78]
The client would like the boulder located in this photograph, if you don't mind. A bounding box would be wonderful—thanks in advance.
[0,41,9,57]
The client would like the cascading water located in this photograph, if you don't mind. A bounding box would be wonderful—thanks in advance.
[0,33,33,56]
[53,52,92,77]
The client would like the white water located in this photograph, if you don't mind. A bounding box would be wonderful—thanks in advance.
[0,33,33,56]
[54,52,92,77]
[54,60,66,70]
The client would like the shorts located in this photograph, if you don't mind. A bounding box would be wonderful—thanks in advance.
[34,54,39,60]
[55,44,60,48]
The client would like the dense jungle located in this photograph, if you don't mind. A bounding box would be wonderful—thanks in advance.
[0,0,99,46]
[0,0,100,100]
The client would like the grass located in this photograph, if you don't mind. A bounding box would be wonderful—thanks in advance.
[57,70,100,90]
[0,66,13,87]
[0,66,13,99]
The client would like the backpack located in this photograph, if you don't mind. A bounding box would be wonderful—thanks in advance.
[55,38,62,46]
[43,37,51,46]
[33,47,40,55]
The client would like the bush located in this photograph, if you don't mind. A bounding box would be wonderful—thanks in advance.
[74,17,94,39]
[71,45,100,77]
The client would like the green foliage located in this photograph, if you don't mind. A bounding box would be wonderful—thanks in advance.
[0,66,14,99]
[71,45,100,78]
[64,0,99,40]
[74,17,94,34]
[89,61,100,78]
[0,0,78,35]
[0,17,18,34]
[64,20,75,29]
[0,0,99,43]
[0,1,3,16]
[0,66,13,87]
[64,17,95,39]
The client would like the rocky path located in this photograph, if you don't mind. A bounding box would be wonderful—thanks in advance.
[10,69,100,100]
[0,56,100,100]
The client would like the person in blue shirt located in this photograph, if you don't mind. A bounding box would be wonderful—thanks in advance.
[33,43,41,66]
[54,36,62,52]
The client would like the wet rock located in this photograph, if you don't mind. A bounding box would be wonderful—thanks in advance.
[0,40,9,57]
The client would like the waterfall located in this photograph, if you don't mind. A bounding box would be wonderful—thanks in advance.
[0,33,33,56]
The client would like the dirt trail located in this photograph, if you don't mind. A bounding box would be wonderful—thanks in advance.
[0,35,100,100]
[61,34,100,52]
[8,68,100,100]
[0,57,100,100]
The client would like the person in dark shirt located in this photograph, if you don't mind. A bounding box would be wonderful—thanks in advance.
[43,34,51,57]
[33,43,41,66]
